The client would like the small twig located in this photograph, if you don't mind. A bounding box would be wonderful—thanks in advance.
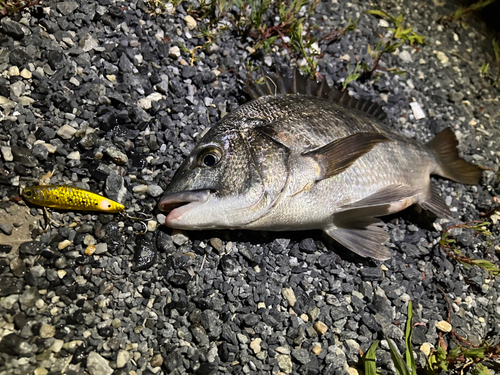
[436,286,452,322]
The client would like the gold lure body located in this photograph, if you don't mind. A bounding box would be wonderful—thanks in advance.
[23,185,125,213]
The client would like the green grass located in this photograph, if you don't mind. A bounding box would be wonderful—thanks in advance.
[359,300,499,375]
[193,0,322,78]
[439,0,496,27]
[354,9,426,84]
[439,221,499,278]
[0,0,40,15]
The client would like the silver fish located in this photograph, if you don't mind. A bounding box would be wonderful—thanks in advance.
[158,71,481,260]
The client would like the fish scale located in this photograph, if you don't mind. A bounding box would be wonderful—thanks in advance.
[22,185,125,213]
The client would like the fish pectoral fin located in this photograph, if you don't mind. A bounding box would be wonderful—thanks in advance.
[304,132,391,181]
[339,184,422,212]
[419,187,452,218]
[324,219,391,260]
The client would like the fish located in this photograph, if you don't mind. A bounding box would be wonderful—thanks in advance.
[158,70,481,260]
[23,185,125,213]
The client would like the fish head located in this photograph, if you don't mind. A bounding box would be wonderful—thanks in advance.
[159,121,289,230]
[22,185,37,204]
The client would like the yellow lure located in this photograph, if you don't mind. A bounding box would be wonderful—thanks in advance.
[22,185,125,213]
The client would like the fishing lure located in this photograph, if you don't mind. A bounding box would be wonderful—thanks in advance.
[23,185,125,213]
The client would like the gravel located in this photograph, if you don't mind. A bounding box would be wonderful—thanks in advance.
[0,0,499,374]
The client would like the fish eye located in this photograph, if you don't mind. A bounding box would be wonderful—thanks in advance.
[24,190,33,197]
[199,148,222,167]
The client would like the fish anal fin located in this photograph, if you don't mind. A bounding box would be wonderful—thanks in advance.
[305,133,391,181]
[420,187,451,218]
[427,128,481,185]
[324,220,391,261]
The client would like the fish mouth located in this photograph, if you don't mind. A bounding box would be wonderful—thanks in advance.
[158,189,211,227]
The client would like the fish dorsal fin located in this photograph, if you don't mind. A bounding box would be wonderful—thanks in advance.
[244,68,388,121]
[304,132,391,181]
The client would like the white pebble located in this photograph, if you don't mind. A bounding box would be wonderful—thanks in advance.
[409,102,425,120]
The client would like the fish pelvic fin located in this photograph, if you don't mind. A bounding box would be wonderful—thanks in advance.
[427,128,481,185]
[324,219,392,261]
[305,132,391,181]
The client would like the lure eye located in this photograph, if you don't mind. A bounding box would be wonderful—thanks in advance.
[199,148,222,167]
[24,190,33,198]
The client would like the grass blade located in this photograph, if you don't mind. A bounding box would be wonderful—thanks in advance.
[405,300,416,373]
[386,337,411,375]
[364,340,380,375]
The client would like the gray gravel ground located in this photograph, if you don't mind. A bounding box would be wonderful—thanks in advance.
[0,0,499,374]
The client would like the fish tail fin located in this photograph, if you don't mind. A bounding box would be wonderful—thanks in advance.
[426,128,481,185]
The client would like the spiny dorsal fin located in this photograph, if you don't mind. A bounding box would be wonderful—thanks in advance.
[304,132,391,181]
[244,68,388,121]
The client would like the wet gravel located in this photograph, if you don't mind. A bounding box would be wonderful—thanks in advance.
[0,0,500,374]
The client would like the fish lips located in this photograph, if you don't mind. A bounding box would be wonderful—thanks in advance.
[158,189,212,227]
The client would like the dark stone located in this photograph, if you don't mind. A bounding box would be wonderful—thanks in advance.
[369,295,393,320]
[1,18,24,40]
[238,247,257,265]
[119,54,133,73]
[412,325,427,345]
[68,309,85,325]
[9,48,31,67]
[220,324,238,346]
[0,259,9,274]
[19,241,45,257]
[292,348,311,364]
[57,1,79,15]
[13,312,27,330]
[400,243,420,257]
[133,234,157,270]
[200,310,222,337]
[11,146,38,167]
[104,221,122,254]
[31,143,49,161]
[0,223,13,235]
[361,313,381,332]
[243,314,260,326]
[330,305,349,320]
[0,276,24,296]
[182,65,196,79]
[47,50,65,70]
[299,238,317,253]
[39,19,59,33]
[359,267,383,281]
[219,256,240,277]
[0,334,23,355]
[190,323,209,346]
[165,349,183,372]
[0,244,13,253]
[98,326,113,337]
[196,362,218,375]
[169,270,191,286]
[403,267,423,281]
